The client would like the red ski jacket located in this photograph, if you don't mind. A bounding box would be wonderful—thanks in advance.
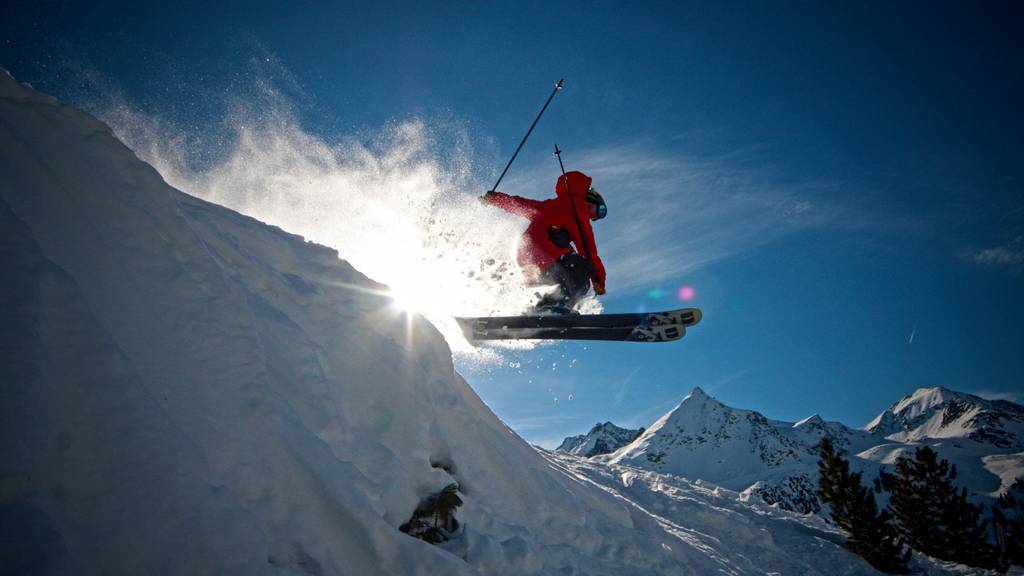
[484,171,606,286]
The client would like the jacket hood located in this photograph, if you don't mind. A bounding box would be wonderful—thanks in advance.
[554,171,592,198]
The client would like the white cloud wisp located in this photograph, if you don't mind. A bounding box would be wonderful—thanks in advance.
[501,144,837,293]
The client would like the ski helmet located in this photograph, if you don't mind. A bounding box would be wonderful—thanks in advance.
[586,187,607,220]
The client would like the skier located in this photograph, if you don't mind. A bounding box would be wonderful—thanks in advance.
[481,170,607,312]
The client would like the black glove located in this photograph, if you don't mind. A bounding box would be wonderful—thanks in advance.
[547,226,572,248]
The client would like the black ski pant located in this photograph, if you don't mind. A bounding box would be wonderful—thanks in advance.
[534,252,593,309]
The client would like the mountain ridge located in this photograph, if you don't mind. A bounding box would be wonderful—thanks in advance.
[564,385,1024,514]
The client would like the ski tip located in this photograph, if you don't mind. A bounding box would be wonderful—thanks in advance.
[454,317,480,345]
[689,308,703,326]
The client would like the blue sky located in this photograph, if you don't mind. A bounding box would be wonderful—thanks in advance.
[5,1,1022,446]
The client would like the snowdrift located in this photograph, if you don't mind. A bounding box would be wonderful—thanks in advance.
[2,69,890,575]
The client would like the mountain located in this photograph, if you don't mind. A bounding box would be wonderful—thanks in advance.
[866,386,1024,450]
[604,387,871,513]
[609,387,805,484]
[556,422,644,457]
[2,69,919,575]
[596,386,1023,515]
[860,386,1024,496]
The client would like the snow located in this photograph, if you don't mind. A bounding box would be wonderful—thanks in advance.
[608,386,809,489]
[595,383,1023,516]
[93,73,606,364]
[556,422,643,457]
[984,453,1024,494]
[857,386,1024,495]
[0,69,919,575]
[865,386,1024,449]
[795,414,826,427]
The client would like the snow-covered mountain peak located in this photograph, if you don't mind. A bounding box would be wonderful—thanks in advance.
[794,414,825,428]
[608,388,807,490]
[864,387,960,436]
[675,386,721,410]
[686,386,709,400]
[657,386,724,423]
[602,391,884,514]
[893,386,957,418]
[556,422,644,457]
[866,386,1024,449]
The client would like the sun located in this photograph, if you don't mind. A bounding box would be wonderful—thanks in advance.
[387,280,449,317]
[389,286,423,313]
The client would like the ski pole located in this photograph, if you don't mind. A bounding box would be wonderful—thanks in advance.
[553,144,592,264]
[489,79,564,192]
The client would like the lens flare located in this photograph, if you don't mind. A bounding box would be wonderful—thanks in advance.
[646,287,666,299]
[677,285,696,301]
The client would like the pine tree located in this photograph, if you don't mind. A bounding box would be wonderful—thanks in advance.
[942,485,1000,569]
[993,479,1024,567]
[818,438,911,573]
[818,438,852,526]
[889,446,943,556]
[889,446,1002,570]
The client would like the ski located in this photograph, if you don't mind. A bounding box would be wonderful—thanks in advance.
[461,322,688,343]
[457,307,701,331]
[456,308,701,343]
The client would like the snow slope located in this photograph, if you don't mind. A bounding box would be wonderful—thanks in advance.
[0,70,907,574]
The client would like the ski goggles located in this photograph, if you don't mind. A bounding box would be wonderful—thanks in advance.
[587,187,607,220]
